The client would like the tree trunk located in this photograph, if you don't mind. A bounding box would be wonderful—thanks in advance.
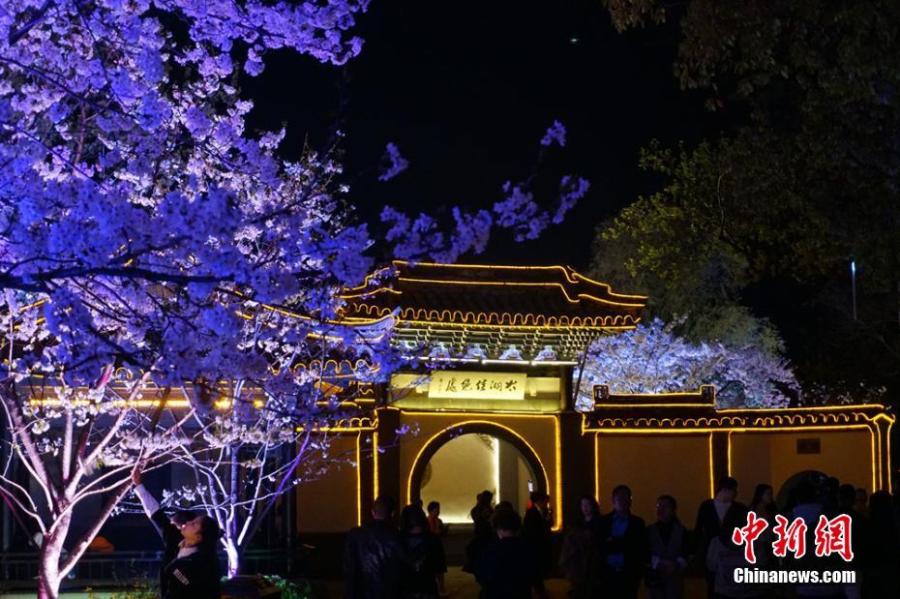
[224,538,240,578]
[37,512,71,599]
[37,574,59,599]
[227,441,240,578]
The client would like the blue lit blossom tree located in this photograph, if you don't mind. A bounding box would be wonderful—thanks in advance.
[0,2,587,595]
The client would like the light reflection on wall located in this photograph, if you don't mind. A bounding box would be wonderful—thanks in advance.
[419,433,535,523]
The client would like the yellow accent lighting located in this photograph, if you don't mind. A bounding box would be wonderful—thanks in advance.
[403,413,563,531]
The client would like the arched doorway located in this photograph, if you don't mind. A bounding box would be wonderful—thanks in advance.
[408,422,549,523]
[776,470,829,510]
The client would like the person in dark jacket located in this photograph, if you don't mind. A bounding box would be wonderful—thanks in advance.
[862,491,899,598]
[464,490,495,574]
[475,506,538,599]
[133,470,196,592]
[749,484,777,523]
[521,490,553,597]
[694,476,744,598]
[426,501,449,596]
[343,495,404,599]
[471,490,495,537]
[398,504,446,599]
[559,495,601,598]
[706,505,768,599]
[597,484,649,599]
[645,495,689,599]
[132,468,222,599]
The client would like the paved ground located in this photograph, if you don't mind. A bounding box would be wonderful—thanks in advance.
[309,567,570,598]
[2,592,144,598]
[445,568,571,597]
[1,567,706,597]
[314,567,706,598]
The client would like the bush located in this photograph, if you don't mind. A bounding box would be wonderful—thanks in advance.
[86,583,157,599]
[262,574,313,599]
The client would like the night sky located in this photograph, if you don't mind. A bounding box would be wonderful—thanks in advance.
[246,1,726,269]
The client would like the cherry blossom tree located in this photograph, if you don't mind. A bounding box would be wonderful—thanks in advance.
[0,2,590,596]
[0,1,373,595]
[574,318,797,410]
[0,372,215,594]
[167,412,317,579]
[113,376,367,577]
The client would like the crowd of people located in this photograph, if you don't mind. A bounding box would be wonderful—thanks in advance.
[343,496,449,599]
[342,475,900,599]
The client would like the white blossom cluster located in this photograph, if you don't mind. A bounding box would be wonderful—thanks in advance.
[576,318,797,409]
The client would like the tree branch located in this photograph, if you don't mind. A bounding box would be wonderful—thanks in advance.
[59,477,132,579]
[8,1,55,46]
[0,379,56,510]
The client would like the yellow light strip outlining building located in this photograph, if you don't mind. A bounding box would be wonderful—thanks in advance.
[585,387,893,518]
[396,413,564,531]
[14,260,892,576]
[292,262,893,572]
[340,260,649,301]
[337,261,646,361]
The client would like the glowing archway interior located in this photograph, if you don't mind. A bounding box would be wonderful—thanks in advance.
[407,420,551,518]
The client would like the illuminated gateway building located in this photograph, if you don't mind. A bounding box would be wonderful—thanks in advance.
[297,261,894,541]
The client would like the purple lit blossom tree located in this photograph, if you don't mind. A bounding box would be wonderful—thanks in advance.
[377,142,409,181]
[381,121,590,254]
[0,1,373,595]
[0,1,586,595]
[540,120,567,147]
[574,318,797,410]
[114,374,372,577]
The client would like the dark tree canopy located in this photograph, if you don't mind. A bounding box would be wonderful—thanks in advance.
[593,0,900,402]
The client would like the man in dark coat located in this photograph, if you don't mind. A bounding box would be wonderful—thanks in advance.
[343,495,404,599]
[596,485,649,599]
[465,490,495,574]
[476,506,538,599]
[693,476,744,597]
[521,490,553,597]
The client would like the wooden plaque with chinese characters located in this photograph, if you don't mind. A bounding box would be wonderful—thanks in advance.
[427,371,527,400]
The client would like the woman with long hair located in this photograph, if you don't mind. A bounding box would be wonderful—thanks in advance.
[749,484,777,521]
[133,468,222,598]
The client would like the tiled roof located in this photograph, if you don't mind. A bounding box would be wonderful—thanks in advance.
[341,261,646,328]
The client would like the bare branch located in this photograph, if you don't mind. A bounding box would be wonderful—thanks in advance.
[0,380,56,509]
[0,483,44,526]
